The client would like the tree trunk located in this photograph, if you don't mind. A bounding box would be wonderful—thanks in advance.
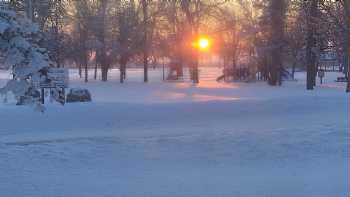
[343,1,350,92]
[79,63,82,78]
[182,0,200,84]
[292,61,296,79]
[97,0,108,82]
[120,56,127,83]
[142,0,148,83]
[231,37,238,80]
[84,60,88,83]
[94,51,98,80]
[346,56,350,93]
[78,23,88,81]
[94,61,98,80]
[192,49,199,83]
[193,1,200,84]
[101,65,108,82]
[100,51,108,82]
[306,0,318,90]
[268,0,286,86]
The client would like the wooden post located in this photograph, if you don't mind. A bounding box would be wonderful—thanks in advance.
[41,88,45,104]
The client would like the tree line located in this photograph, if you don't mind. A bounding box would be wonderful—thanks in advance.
[2,0,350,91]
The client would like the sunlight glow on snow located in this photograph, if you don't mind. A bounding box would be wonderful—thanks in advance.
[191,94,240,102]
[174,81,239,89]
[155,91,240,102]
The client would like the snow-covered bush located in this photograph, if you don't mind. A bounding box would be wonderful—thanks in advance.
[0,6,56,109]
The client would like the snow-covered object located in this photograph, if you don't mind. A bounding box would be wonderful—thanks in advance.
[66,88,91,103]
[0,7,56,107]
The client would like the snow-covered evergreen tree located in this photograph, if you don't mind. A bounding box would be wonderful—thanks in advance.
[0,5,56,109]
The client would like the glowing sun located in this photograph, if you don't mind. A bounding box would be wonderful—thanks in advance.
[199,38,209,49]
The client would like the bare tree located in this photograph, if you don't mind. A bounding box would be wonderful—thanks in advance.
[72,0,92,82]
[113,0,142,83]
[266,0,287,85]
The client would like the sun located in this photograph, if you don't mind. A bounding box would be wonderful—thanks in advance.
[191,36,211,51]
[199,38,210,50]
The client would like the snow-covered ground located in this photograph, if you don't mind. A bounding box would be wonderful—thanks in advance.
[1,67,350,197]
